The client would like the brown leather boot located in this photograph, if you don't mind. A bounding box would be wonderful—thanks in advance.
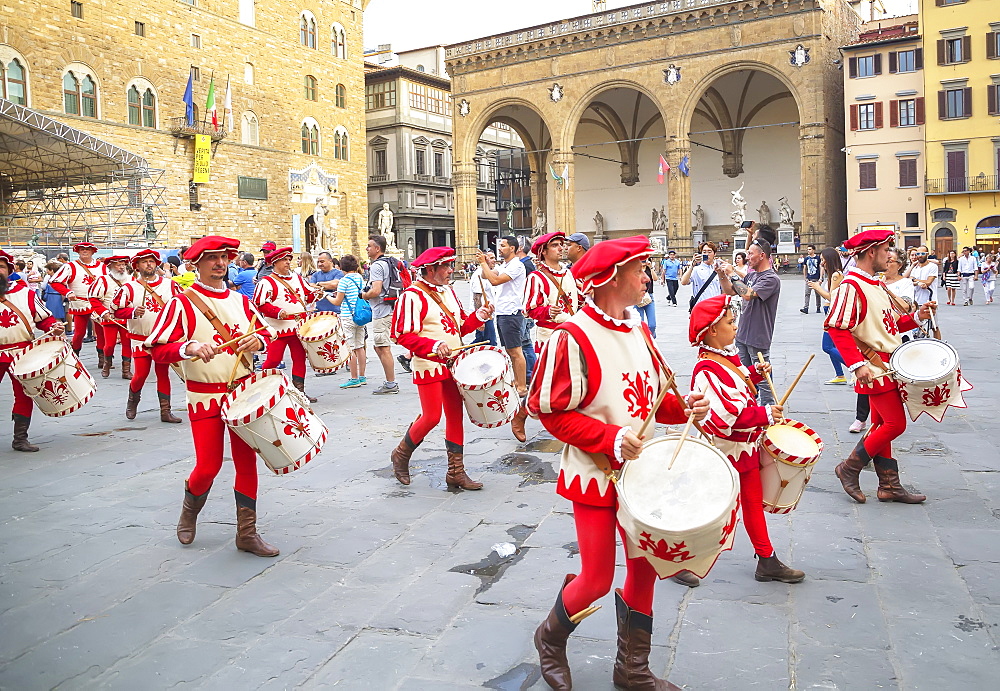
[874,456,926,503]
[158,392,182,424]
[234,492,279,557]
[445,441,483,490]
[534,574,594,691]
[511,404,529,442]
[670,570,700,587]
[835,438,871,503]
[176,481,210,545]
[11,414,39,452]
[612,589,680,690]
[121,357,132,380]
[291,375,317,403]
[390,430,419,485]
[101,354,112,378]
[754,554,805,583]
[125,389,141,420]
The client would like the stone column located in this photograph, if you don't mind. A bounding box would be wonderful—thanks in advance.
[666,136,693,255]
[550,151,575,234]
[799,122,844,248]
[453,161,480,264]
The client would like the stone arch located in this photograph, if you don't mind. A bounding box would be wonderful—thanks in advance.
[678,60,804,133]
[459,97,556,162]
[561,78,668,153]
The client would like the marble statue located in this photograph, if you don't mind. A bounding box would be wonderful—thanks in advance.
[757,200,771,226]
[594,210,605,235]
[778,197,795,226]
[652,206,667,234]
[730,183,746,228]
[377,202,398,250]
[313,197,330,250]
[692,205,706,232]
[532,207,546,237]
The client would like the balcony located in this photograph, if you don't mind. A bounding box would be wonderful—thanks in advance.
[926,174,999,194]
[369,174,390,183]
[167,117,228,141]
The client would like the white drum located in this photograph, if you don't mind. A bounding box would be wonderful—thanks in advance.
[889,338,972,422]
[758,419,823,515]
[298,312,348,373]
[220,369,327,475]
[616,434,740,579]
[10,335,96,417]
[450,345,518,429]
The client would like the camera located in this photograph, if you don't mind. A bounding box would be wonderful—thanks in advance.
[702,253,709,262]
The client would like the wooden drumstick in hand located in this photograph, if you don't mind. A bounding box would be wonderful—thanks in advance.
[756,352,781,422]
[667,383,709,471]
[778,354,815,407]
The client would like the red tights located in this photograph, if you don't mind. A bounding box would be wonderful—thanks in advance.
[70,314,104,353]
[739,465,774,558]
[186,414,258,498]
[129,354,171,395]
[408,378,466,446]
[262,335,306,378]
[1,362,33,417]
[101,324,131,359]
[562,502,659,617]
[862,389,907,459]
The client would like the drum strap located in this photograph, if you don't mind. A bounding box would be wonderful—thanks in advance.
[417,283,463,335]
[270,274,308,312]
[537,265,575,315]
[878,283,934,339]
[0,296,36,342]
[183,289,254,374]
[698,351,757,397]
[137,278,167,309]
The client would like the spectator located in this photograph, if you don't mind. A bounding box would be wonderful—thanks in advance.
[807,248,847,384]
[981,253,996,304]
[565,233,589,266]
[661,250,681,306]
[941,249,959,305]
[23,261,42,295]
[477,236,528,400]
[172,259,197,289]
[360,235,399,395]
[331,254,368,389]
[732,251,749,279]
[681,241,723,308]
[56,252,70,264]
[800,245,821,314]
[256,241,277,281]
[470,251,499,346]
[232,252,258,299]
[958,246,979,305]
[297,251,316,278]
[635,257,659,337]
[904,245,938,334]
[309,252,344,315]
[516,242,537,381]
[42,260,68,330]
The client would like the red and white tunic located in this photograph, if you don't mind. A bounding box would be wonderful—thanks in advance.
[253,272,317,337]
[691,348,772,472]
[51,260,106,315]
[525,264,578,351]
[144,282,274,418]
[527,298,688,507]
[0,282,57,363]
[87,274,125,325]
[392,280,484,384]
[825,268,918,395]
[112,276,183,342]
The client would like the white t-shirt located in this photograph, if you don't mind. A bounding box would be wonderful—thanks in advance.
[909,261,938,304]
[494,257,526,315]
[470,266,498,304]
[690,263,722,303]
[885,277,915,304]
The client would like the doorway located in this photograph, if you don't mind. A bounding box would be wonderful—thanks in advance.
[934,226,954,258]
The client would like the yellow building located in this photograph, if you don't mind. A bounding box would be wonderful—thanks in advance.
[920,0,1000,256]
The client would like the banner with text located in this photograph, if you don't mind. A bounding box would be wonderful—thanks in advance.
[193,134,211,183]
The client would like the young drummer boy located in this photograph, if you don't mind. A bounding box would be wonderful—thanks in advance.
[689,294,805,583]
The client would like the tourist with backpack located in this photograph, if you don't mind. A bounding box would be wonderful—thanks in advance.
[330,254,369,389]
[360,235,403,395]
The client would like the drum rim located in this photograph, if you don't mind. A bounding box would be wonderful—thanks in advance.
[10,335,72,379]
[220,368,289,425]
[889,338,959,384]
[761,419,824,466]
[450,345,512,390]
[297,311,343,342]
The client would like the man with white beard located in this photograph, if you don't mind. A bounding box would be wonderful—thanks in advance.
[88,255,133,379]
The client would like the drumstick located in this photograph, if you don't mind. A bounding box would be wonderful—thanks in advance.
[872,369,896,381]
[188,325,268,361]
[478,275,491,307]
[667,383,709,471]
[778,354,815,407]
[636,384,671,441]
[665,373,711,441]
[226,315,259,388]
[450,340,489,355]
[756,352,781,422]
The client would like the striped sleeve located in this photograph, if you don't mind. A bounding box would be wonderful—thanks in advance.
[111,283,133,319]
[528,329,587,415]
[693,364,745,439]
[824,279,865,331]
[144,296,190,363]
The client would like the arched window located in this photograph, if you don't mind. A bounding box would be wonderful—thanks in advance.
[300,12,317,49]
[335,83,346,108]
[332,23,347,58]
[334,127,349,160]
[127,83,157,128]
[304,74,317,101]
[244,62,254,85]
[63,68,98,118]
[241,111,259,146]
[416,64,425,73]
[2,58,27,105]
[301,117,320,155]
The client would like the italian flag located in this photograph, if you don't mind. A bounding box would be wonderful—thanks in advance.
[205,76,218,130]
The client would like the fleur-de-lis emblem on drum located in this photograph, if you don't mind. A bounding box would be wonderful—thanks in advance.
[719,504,739,546]
[486,388,509,413]
[283,406,311,438]
[318,341,341,362]
[921,383,952,408]
[39,379,69,405]
[881,309,898,336]
[622,371,653,418]
[637,532,693,563]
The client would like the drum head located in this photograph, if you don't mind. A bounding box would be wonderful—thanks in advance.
[620,437,737,532]
[452,348,506,386]
[11,339,66,376]
[765,424,820,460]
[224,372,285,420]
[891,339,958,382]
[299,313,340,339]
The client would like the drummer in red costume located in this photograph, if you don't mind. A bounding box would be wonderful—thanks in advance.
[0,249,65,452]
[690,295,805,583]
[511,232,579,442]
[253,246,320,403]
[527,236,709,691]
[50,241,107,366]
[826,228,935,504]
[389,247,494,490]
[111,248,183,423]
[144,236,280,557]
[87,255,132,380]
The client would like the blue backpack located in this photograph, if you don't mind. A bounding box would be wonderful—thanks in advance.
[347,275,372,326]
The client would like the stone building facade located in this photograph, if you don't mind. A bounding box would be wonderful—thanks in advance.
[0,0,371,255]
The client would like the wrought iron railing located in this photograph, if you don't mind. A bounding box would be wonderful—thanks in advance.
[926,174,999,194]
[167,117,228,141]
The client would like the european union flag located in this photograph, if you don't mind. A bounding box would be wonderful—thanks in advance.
[678,155,690,177]
[183,70,195,126]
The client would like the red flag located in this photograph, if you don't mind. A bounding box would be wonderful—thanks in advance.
[657,155,670,184]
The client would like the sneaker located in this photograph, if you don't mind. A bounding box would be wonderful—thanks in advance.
[372,381,399,395]
[339,378,362,389]
[396,354,412,373]
[359,376,367,385]
[848,419,867,434]
[799,308,809,314]
[825,376,848,385]
[277,362,286,369]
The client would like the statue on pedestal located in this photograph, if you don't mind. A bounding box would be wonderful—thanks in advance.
[313,197,330,250]
[377,202,398,251]
[532,207,546,237]
[757,201,771,226]
[729,182,746,228]
[778,197,795,226]
[594,210,605,235]
[692,205,706,232]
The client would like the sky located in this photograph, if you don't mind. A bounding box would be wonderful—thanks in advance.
[363,0,918,54]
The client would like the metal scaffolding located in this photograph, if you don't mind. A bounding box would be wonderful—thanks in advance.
[0,99,169,248]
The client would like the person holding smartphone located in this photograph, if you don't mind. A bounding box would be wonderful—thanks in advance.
[680,241,722,309]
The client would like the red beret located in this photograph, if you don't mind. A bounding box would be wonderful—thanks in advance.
[531,231,566,257]
[265,246,294,264]
[184,236,241,262]
[73,242,98,253]
[689,295,733,345]
[843,228,894,256]
[129,248,160,268]
[411,247,455,268]
[0,249,13,267]
[570,236,653,294]
[102,254,131,265]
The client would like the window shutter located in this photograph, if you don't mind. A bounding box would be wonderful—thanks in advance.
[988,33,998,60]
[915,48,923,69]
[850,104,858,131]
[873,53,882,75]
[962,36,971,63]
[938,90,946,119]
[889,51,898,73]
[890,100,899,127]
[915,97,925,125]
[989,85,999,116]
[963,87,972,117]
[937,39,946,65]
[849,57,858,78]
[934,0,944,5]
[874,101,884,128]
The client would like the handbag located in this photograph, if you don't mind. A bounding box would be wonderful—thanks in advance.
[637,291,652,308]
[688,270,717,313]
